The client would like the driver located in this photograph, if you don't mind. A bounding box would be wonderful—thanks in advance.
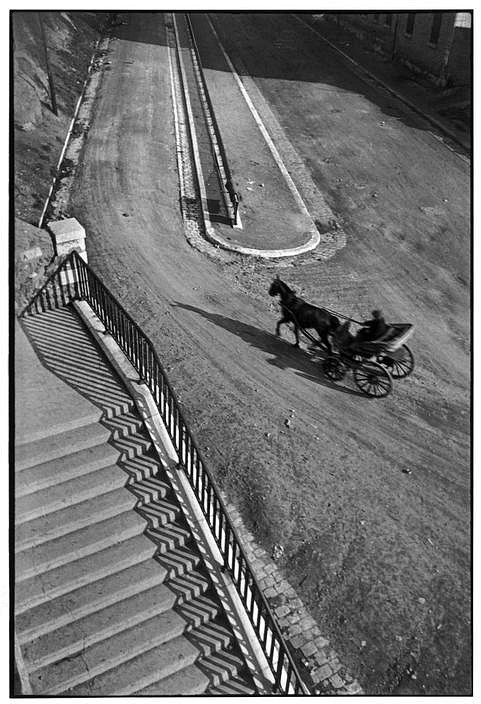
[357,309,387,342]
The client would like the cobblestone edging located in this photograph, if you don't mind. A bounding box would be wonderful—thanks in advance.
[169,12,345,262]
[222,497,363,695]
[166,14,230,261]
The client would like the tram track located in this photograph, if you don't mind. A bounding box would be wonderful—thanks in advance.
[169,13,233,244]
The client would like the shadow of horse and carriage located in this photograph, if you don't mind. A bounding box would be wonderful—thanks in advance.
[174,276,414,399]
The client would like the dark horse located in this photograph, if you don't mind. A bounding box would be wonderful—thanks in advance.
[268,276,340,353]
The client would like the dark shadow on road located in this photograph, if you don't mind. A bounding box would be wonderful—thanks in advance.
[104,11,469,154]
[190,12,470,149]
[171,301,362,397]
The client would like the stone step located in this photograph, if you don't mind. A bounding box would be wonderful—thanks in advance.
[24,569,211,671]
[16,510,147,582]
[208,674,258,696]
[15,409,103,449]
[133,660,210,696]
[15,442,122,500]
[136,497,180,528]
[195,649,249,691]
[146,521,192,555]
[128,474,172,503]
[132,634,241,695]
[31,595,221,695]
[98,411,145,440]
[16,558,168,644]
[15,421,113,472]
[20,307,135,421]
[15,534,157,614]
[62,617,233,696]
[112,431,152,462]
[16,463,127,525]
[16,428,153,504]
[155,543,202,578]
[167,569,211,604]
[120,451,164,482]
[15,487,138,552]
[24,582,177,671]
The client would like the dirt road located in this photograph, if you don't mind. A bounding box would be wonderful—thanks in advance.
[69,12,470,694]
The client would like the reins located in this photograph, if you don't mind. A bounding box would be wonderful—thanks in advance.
[322,307,363,326]
[276,300,362,326]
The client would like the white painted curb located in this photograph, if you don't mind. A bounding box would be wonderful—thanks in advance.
[174,13,321,259]
[204,229,321,259]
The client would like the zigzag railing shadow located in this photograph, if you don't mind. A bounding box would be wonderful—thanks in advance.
[19,250,309,695]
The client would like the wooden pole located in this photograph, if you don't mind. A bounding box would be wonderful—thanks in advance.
[38,12,58,115]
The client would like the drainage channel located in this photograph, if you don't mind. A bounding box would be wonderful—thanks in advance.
[173,13,231,228]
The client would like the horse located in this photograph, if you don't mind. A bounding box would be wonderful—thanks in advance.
[268,276,340,353]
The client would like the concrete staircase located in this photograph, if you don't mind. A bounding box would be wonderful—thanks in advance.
[15,308,258,695]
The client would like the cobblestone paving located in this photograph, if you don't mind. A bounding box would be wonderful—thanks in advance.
[223,497,363,695]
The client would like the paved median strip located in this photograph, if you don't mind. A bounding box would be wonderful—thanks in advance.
[171,12,332,259]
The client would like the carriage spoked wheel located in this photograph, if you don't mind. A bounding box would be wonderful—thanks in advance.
[377,345,414,379]
[353,361,393,398]
[322,356,347,381]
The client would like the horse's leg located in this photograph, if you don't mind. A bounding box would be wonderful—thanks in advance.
[293,324,300,347]
[320,329,331,354]
[276,316,286,337]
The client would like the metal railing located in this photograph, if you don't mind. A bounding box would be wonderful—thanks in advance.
[19,250,309,695]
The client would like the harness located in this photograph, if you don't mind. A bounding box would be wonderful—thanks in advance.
[277,300,351,348]
[277,300,362,327]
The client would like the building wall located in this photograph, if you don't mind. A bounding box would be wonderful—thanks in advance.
[447,26,472,86]
[395,11,456,79]
[327,11,471,86]
[337,13,396,54]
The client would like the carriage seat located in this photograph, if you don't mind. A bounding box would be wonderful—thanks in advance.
[372,325,397,343]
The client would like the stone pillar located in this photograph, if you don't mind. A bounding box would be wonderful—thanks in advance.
[48,218,87,261]
[47,218,87,288]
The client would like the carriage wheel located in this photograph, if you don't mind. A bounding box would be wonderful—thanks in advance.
[353,361,392,398]
[378,345,414,379]
[322,356,346,381]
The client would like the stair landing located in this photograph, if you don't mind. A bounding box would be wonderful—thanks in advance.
[15,305,260,696]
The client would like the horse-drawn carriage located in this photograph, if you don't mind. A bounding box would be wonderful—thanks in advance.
[269,276,414,398]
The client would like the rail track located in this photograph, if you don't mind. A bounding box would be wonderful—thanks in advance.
[167,12,236,247]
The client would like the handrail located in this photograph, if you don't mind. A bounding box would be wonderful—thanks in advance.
[19,250,309,695]
[19,252,81,317]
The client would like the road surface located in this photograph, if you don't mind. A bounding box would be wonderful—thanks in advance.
[70,12,470,695]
